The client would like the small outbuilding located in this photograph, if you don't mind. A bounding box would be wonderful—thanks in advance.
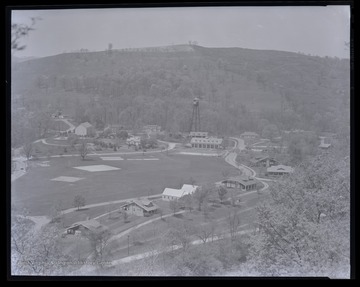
[266,165,294,176]
[66,219,108,236]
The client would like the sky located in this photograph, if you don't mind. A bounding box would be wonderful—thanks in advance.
[11,6,351,59]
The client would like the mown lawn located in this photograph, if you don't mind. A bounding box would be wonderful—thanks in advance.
[12,153,238,216]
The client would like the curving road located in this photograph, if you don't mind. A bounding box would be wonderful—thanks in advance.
[224,137,277,191]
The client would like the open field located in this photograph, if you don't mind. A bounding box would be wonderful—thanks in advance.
[12,153,238,216]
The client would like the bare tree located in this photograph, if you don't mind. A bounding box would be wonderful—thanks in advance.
[123,211,129,223]
[86,229,112,262]
[228,189,238,207]
[79,140,89,160]
[73,195,86,210]
[180,194,193,212]
[50,201,63,223]
[196,223,213,244]
[218,185,227,204]
[228,209,241,241]
[169,199,180,215]
[22,142,33,160]
[11,220,72,275]
[11,17,41,52]
[193,185,212,211]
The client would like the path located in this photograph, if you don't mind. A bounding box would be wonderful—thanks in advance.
[61,194,162,216]
[111,225,252,266]
[74,224,253,275]
[225,137,277,192]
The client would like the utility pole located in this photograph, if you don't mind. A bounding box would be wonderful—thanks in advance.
[127,234,130,256]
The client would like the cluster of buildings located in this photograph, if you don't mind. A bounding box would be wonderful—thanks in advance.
[126,136,141,147]
[189,131,224,149]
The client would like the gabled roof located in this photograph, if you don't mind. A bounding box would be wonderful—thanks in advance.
[162,188,184,198]
[132,199,158,212]
[68,219,107,233]
[162,184,199,198]
[250,156,278,164]
[267,165,294,173]
[181,184,199,195]
[225,175,257,186]
[79,122,93,128]
[122,199,158,212]
[319,143,331,148]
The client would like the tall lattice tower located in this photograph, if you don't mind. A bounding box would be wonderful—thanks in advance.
[189,97,201,132]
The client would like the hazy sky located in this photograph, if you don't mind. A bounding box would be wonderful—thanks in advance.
[12,6,350,59]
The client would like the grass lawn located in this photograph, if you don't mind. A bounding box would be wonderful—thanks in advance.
[100,201,258,263]
[12,153,238,216]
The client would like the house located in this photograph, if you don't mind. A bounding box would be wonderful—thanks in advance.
[189,131,208,138]
[162,184,199,201]
[143,125,161,134]
[126,136,141,146]
[66,219,108,236]
[319,137,332,149]
[266,165,294,176]
[240,132,260,141]
[74,122,95,137]
[221,175,258,191]
[319,142,331,149]
[190,137,223,149]
[250,156,279,167]
[121,199,158,217]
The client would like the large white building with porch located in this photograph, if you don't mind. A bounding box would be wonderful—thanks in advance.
[190,137,223,149]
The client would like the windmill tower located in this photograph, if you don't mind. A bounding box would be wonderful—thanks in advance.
[189,97,201,132]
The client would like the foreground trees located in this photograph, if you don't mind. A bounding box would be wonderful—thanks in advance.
[247,150,350,277]
[11,216,72,275]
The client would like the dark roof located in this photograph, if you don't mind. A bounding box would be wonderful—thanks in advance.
[122,199,158,212]
[225,176,258,186]
[250,156,278,164]
[68,219,108,233]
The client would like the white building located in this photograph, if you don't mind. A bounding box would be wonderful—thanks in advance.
[126,136,141,146]
[74,122,94,136]
[162,184,199,201]
[190,137,223,149]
